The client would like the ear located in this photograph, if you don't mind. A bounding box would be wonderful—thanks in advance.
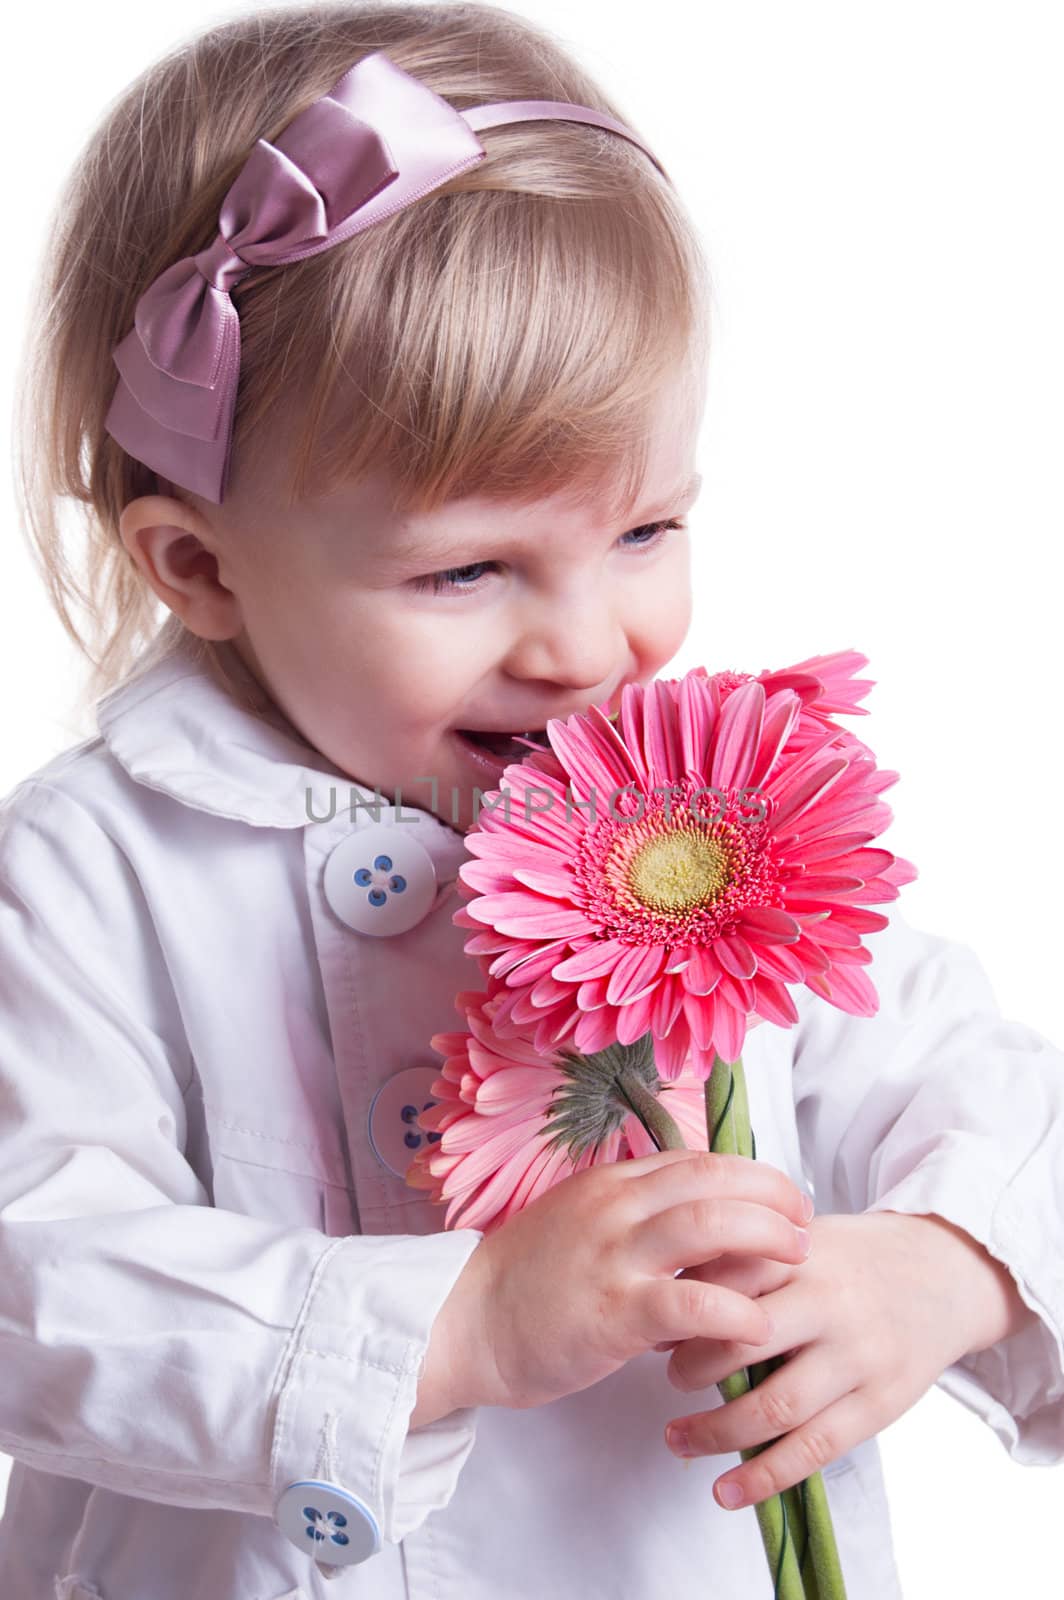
[118,495,244,642]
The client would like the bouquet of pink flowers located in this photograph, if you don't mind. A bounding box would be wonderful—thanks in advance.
[407,650,917,1599]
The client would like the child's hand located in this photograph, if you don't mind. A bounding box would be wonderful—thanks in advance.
[658,1209,1007,1510]
[439,1149,813,1414]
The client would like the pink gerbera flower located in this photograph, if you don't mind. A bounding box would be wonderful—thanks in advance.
[453,651,917,1080]
[406,978,711,1233]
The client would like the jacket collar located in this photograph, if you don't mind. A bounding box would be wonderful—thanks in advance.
[95,635,464,849]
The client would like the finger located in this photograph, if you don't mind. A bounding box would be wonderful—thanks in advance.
[637,1196,812,1278]
[709,1385,875,1511]
[664,1352,866,1504]
[666,1327,808,1381]
[667,1317,801,1388]
[643,1273,777,1350]
[654,1259,796,1358]
[680,1254,798,1297]
[627,1149,813,1230]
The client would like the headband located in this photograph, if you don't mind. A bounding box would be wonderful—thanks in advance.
[104,49,668,505]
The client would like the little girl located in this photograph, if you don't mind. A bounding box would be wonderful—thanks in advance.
[2,5,1063,1598]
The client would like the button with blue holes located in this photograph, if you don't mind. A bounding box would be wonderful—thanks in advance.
[368,1065,443,1178]
[275,1478,380,1566]
[323,822,438,936]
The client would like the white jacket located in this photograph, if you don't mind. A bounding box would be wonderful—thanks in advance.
[1,634,1062,1600]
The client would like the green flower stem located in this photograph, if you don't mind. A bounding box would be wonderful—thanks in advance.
[749,1355,820,1598]
[795,1468,846,1598]
[614,1042,805,1594]
[614,1064,688,1150]
[705,1054,848,1600]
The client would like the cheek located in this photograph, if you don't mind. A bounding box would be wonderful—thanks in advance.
[639,560,693,658]
[672,588,694,650]
[336,626,473,733]
[243,583,365,673]
[372,609,490,690]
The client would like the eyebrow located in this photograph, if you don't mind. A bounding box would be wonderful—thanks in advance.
[626,470,703,524]
[383,471,703,568]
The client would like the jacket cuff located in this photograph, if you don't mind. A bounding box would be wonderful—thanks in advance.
[269,1227,485,1557]
[865,1152,1064,1466]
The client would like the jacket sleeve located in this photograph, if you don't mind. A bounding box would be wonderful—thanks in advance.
[0,778,484,1543]
[791,897,1064,1465]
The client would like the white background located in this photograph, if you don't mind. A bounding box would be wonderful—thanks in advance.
[2,1,1062,1592]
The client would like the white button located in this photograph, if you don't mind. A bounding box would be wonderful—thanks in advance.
[323,823,438,936]
[275,1478,380,1566]
[368,1065,442,1178]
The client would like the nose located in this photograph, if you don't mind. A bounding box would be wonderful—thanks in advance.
[502,585,627,695]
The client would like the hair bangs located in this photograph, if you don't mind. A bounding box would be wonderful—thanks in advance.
[234,136,708,526]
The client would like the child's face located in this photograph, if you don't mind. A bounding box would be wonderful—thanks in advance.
[182,363,702,835]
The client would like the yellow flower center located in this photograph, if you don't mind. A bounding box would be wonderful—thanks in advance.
[627,826,731,913]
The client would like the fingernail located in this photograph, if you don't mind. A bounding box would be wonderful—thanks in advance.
[801,1194,815,1222]
[666,1425,690,1455]
[717,1479,745,1508]
[796,1227,812,1256]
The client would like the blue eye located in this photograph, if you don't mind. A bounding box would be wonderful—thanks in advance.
[413,559,495,596]
[409,518,685,597]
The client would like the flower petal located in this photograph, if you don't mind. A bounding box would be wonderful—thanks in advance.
[605,942,667,1005]
[752,942,806,982]
[511,863,581,896]
[750,972,800,1026]
[748,689,803,789]
[681,945,722,995]
[572,1004,622,1053]
[775,829,877,865]
[466,893,592,939]
[814,960,880,1016]
[497,937,577,986]
[737,906,802,944]
[678,672,718,774]
[654,1015,693,1079]
[712,991,749,1062]
[710,679,765,791]
[714,932,758,981]
[474,1066,560,1115]
[663,944,695,974]
[551,938,631,982]
[643,680,684,780]
[649,975,686,1036]
[545,712,634,804]
[615,993,655,1044]
[682,989,717,1050]
[780,873,866,895]
[576,976,610,1009]
[618,683,649,779]
[768,754,850,832]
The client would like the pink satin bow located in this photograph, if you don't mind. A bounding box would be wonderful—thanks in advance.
[104,50,667,504]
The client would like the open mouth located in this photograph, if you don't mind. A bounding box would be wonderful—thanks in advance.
[455,727,549,763]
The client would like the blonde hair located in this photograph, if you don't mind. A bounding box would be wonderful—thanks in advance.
[13,0,711,722]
